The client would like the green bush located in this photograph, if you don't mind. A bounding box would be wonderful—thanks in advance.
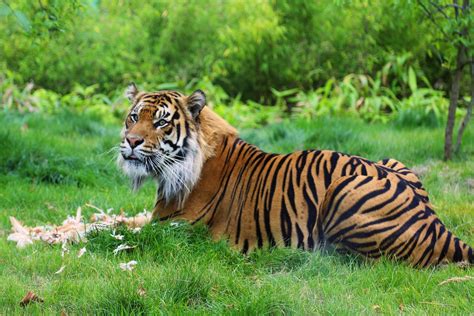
[0,61,456,129]
[0,0,448,101]
[1,0,468,128]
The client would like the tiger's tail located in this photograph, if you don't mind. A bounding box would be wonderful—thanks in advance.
[425,220,473,266]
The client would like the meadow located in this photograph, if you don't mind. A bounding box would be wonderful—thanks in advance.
[0,110,473,314]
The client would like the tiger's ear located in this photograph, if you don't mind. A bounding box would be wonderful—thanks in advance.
[125,82,138,101]
[187,90,206,119]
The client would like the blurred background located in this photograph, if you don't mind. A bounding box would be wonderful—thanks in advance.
[0,0,473,157]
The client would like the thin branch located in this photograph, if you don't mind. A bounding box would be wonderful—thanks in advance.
[429,0,450,19]
[441,3,465,10]
[417,0,451,39]
[2,0,22,23]
[459,59,474,69]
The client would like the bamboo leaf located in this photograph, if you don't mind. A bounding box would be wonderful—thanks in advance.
[408,67,417,93]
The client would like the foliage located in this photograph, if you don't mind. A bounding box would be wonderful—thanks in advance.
[417,0,474,160]
[0,0,460,101]
[1,0,472,157]
[418,0,474,72]
[0,61,461,129]
[288,56,453,126]
[0,71,126,123]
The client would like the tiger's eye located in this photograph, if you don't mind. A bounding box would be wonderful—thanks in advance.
[154,119,168,128]
[130,113,138,122]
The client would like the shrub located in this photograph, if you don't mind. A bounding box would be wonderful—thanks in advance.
[0,0,449,102]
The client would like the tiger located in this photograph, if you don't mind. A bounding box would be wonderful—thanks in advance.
[118,83,473,267]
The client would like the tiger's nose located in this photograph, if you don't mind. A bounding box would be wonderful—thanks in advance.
[126,136,144,149]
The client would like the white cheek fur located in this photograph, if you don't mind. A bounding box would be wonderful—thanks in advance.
[155,134,203,207]
[117,154,148,191]
[117,132,204,208]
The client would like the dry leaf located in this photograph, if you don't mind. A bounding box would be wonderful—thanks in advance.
[113,244,135,256]
[438,275,474,286]
[8,217,34,248]
[137,285,146,297]
[45,202,55,210]
[20,291,44,307]
[372,305,381,312]
[55,265,66,274]
[119,260,137,271]
[110,231,124,240]
[399,303,404,312]
[78,247,86,258]
[61,242,69,257]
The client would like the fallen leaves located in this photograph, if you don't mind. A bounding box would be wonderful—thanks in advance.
[19,291,43,307]
[7,217,34,248]
[372,304,381,313]
[438,275,474,286]
[7,205,152,248]
[61,242,69,257]
[9,205,151,310]
[77,247,87,258]
[110,231,124,240]
[119,260,138,271]
[113,244,136,256]
[137,285,146,297]
[55,265,66,274]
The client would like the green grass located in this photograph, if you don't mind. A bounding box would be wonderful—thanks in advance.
[0,111,473,314]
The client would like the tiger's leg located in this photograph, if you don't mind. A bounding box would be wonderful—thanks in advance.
[319,175,473,267]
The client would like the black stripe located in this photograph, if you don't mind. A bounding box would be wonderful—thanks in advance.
[280,198,292,247]
[303,183,317,249]
[326,179,392,234]
[361,179,406,214]
[380,210,428,250]
[242,239,249,254]
[322,176,359,230]
[296,224,305,249]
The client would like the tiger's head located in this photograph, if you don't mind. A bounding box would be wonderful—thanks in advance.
[118,83,207,205]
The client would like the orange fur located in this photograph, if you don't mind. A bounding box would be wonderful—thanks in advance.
[120,89,473,267]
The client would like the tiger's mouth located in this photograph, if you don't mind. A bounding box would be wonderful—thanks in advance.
[120,151,163,177]
[122,153,140,161]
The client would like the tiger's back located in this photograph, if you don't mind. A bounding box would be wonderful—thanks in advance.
[156,136,472,267]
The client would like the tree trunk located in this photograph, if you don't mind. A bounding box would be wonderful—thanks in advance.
[444,0,469,160]
[454,58,474,153]
[444,46,465,160]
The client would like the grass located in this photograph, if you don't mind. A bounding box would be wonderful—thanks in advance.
[0,110,473,314]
